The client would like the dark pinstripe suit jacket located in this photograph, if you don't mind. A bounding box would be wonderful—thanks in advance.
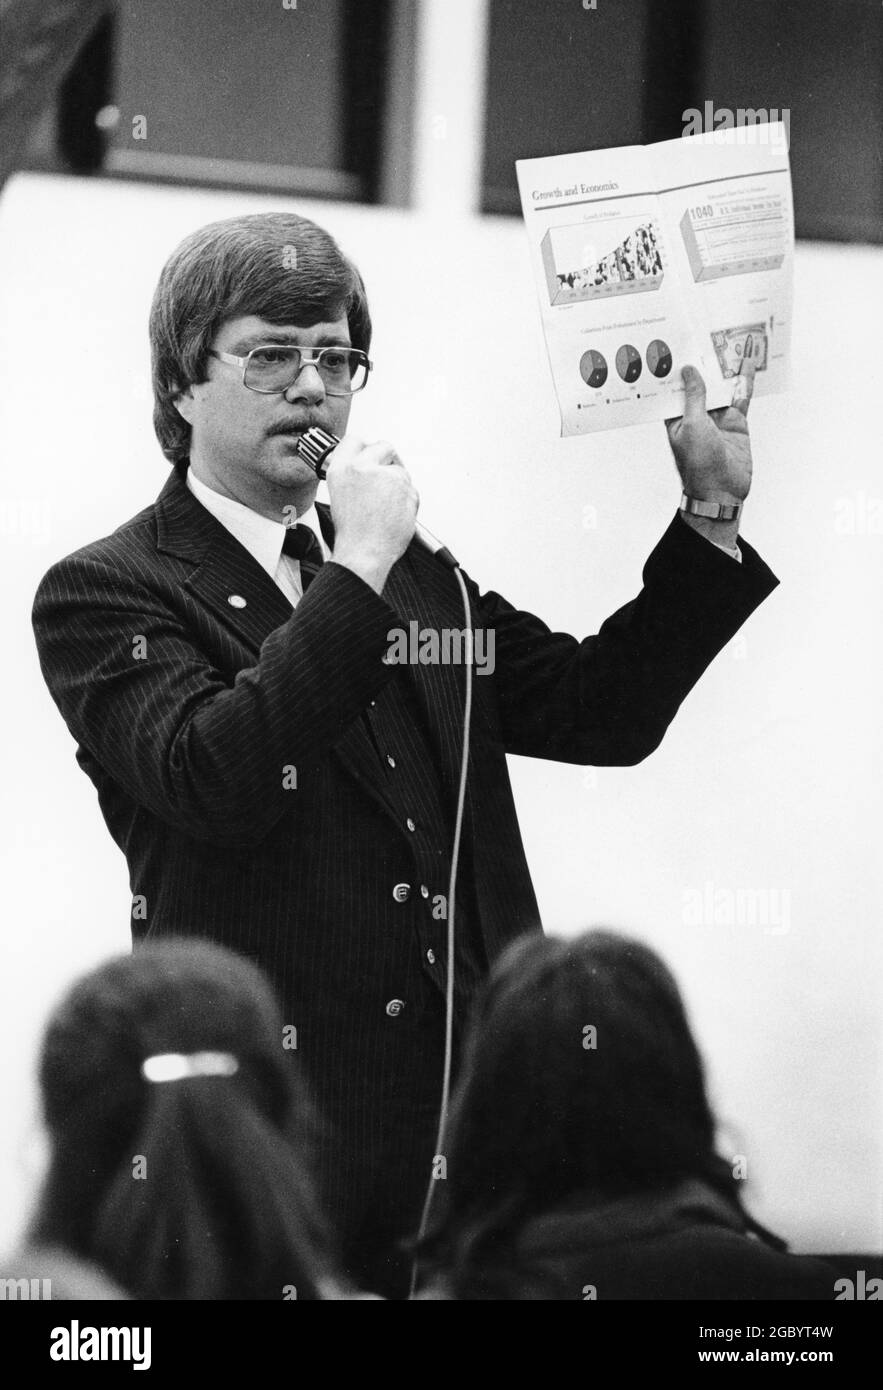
[32,462,777,1292]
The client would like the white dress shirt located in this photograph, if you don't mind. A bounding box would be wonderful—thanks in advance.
[186,468,330,607]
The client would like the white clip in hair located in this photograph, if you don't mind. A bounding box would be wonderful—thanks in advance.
[141,1051,239,1083]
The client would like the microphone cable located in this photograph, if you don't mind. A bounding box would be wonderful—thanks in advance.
[293,428,472,1299]
[407,564,472,1298]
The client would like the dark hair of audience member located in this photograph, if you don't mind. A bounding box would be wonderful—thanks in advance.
[419,929,784,1292]
[27,940,335,1299]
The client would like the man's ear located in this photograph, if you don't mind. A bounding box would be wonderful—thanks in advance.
[173,384,196,426]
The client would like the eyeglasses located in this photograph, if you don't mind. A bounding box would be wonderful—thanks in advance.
[209,344,372,395]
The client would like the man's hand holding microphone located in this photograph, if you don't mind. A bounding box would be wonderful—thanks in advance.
[323,436,419,595]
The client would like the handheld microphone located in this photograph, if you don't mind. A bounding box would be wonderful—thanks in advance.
[294,427,460,571]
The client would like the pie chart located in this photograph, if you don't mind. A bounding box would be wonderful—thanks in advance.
[579,349,608,388]
[646,339,673,378]
[615,344,642,383]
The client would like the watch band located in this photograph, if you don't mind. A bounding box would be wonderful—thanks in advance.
[680,493,742,523]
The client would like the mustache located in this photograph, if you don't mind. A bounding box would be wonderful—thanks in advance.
[266,417,324,438]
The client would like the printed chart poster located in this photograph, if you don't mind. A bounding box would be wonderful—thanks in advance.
[516,123,794,436]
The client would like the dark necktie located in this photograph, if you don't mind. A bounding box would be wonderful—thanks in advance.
[282,524,324,592]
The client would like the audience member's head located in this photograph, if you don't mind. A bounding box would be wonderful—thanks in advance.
[28,940,335,1299]
[419,928,801,1298]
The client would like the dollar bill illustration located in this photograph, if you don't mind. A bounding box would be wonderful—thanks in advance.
[711,323,769,378]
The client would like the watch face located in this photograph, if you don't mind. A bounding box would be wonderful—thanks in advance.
[579,348,608,388]
[615,343,642,383]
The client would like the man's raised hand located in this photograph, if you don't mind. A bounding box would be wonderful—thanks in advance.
[665,357,755,505]
[665,355,757,551]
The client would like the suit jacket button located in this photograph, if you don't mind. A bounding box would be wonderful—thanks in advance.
[385,999,405,1017]
[227,594,247,608]
[392,883,411,903]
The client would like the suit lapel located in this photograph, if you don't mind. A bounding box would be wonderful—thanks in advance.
[317,501,474,812]
[155,463,293,653]
[185,534,294,652]
[319,500,482,801]
[328,543,472,822]
[382,545,473,801]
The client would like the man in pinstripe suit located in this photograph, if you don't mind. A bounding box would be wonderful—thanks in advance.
[33,212,777,1298]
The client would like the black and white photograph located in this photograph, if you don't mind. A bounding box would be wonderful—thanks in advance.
[0,0,880,1363]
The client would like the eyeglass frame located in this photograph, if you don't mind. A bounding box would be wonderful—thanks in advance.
[208,344,373,396]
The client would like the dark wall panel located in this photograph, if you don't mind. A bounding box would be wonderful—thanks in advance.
[700,0,883,242]
[111,0,344,172]
[482,0,883,242]
[481,0,649,213]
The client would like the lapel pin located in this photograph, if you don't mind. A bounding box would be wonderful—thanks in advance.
[227,594,247,609]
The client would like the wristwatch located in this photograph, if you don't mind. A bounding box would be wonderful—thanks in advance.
[680,493,742,523]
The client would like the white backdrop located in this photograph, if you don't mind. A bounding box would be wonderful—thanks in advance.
[1,171,880,1254]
